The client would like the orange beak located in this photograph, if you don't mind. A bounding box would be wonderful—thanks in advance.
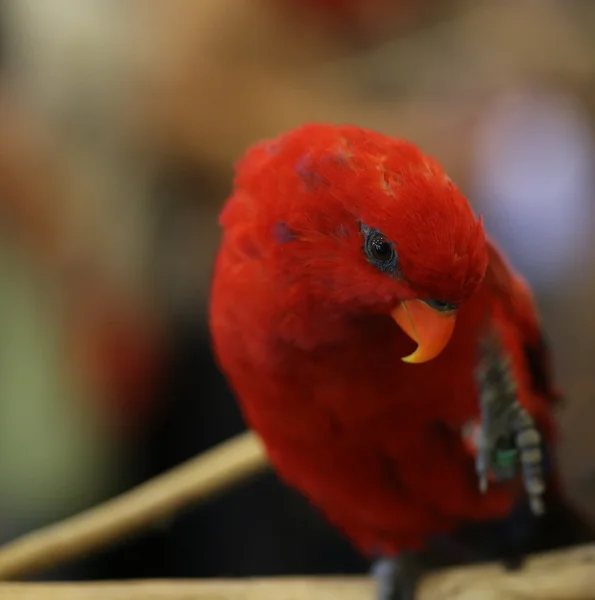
[391,299,457,364]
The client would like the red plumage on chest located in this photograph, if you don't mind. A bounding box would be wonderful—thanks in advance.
[211,262,554,556]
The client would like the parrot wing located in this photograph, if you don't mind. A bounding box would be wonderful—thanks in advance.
[483,239,563,408]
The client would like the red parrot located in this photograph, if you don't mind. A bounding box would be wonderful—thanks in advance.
[209,124,592,599]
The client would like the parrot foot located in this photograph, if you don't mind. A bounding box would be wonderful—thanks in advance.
[372,552,425,600]
[473,329,546,516]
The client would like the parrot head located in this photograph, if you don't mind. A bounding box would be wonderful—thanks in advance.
[223,123,488,363]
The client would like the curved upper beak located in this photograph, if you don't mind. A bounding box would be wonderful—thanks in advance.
[391,299,457,363]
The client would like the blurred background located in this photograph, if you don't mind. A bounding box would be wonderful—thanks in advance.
[0,0,594,581]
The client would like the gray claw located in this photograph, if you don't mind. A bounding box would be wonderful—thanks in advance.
[474,329,546,516]
[372,553,423,600]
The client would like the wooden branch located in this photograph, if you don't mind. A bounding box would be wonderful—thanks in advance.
[0,543,594,599]
[0,431,268,580]
[0,430,593,598]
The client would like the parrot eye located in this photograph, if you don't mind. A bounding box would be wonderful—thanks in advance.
[423,299,458,313]
[361,223,399,275]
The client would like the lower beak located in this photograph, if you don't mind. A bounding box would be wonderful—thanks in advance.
[391,299,457,364]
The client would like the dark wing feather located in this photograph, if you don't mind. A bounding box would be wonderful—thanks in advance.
[483,240,562,407]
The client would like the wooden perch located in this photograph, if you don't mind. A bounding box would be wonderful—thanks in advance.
[0,434,593,598]
[0,543,594,599]
[0,431,268,580]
